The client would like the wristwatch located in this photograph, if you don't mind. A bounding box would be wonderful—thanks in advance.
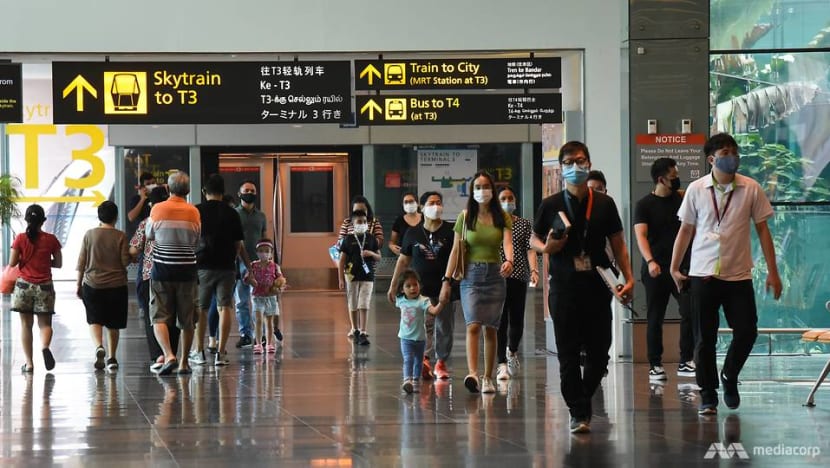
[441,276,453,283]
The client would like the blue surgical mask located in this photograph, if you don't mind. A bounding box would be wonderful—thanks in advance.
[501,202,516,214]
[714,155,740,175]
[562,164,590,185]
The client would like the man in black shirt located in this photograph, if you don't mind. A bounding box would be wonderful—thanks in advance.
[533,141,635,434]
[634,158,694,382]
[127,172,157,226]
[193,174,248,366]
[387,191,459,381]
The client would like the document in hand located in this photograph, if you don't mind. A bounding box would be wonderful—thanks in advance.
[551,211,571,239]
[596,266,637,316]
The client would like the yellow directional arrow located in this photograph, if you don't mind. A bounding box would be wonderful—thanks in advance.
[360,99,383,121]
[18,190,107,207]
[62,75,98,112]
[359,64,382,85]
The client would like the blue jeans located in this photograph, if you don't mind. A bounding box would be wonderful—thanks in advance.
[235,263,253,337]
[208,295,219,339]
[401,339,426,380]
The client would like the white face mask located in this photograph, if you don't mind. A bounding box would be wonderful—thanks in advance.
[501,202,516,214]
[353,223,368,234]
[422,205,443,220]
[257,252,271,262]
[403,202,418,214]
[473,189,492,204]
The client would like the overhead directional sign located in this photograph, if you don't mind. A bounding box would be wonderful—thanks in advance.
[356,94,561,125]
[0,63,23,123]
[52,61,351,124]
[355,58,561,90]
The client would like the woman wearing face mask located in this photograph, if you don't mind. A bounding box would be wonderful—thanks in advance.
[388,191,459,382]
[441,170,514,394]
[337,195,384,247]
[495,186,538,381]
[389,192,422,256]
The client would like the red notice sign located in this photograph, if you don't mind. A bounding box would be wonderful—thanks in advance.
[634,133,707,182]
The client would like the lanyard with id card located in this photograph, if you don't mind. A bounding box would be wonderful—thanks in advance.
[707,186,734,242]
[354,233,371,274]
[563,189,594,271]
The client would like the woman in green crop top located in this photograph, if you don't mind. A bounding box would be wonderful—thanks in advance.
[441,170,514,394]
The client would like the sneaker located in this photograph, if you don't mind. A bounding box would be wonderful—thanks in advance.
[188,350,207,365]
[105,358,118,371]
[94,346,106,370]
[214,351,230,366]
[721,373,740,409]
[235,336,253,348]
[569,417,591,434]
[481,376,496,394]
[698,403,718,415]
[422,357,433,380]
[402,379,413,394]
[434,359,450,379]
[649,366,667,380]
[349,329,360,343]
[266,344,276,353]
[507,350,520,376]
[275,329,283,343]
[677,361,696,378]
[253,344,264,355]
[464,374,480,393]
[358,332,370,346]
[496,363,510,381]
[150,355,164,373]
[411,379,421,393]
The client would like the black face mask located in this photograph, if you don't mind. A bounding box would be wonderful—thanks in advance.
[663,177,681,192]
[240,193,256,204]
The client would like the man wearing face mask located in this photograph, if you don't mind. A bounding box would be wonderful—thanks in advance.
[532,141,635,434]
[388,191,459,381]
[670,133,782,416]
[634,158,694,383]
[235,181,267,349]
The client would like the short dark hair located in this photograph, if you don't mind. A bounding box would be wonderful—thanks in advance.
[97,200,118,224]
[148,185,170,205]
[703,133,738,156]
[351,209,367,220]
[419,191,442,206]
[204,173,225,195]
[397,269,422,295]
[222,194,236,207]
[586,170,606,187]
[350,195,374,220]
[238,180,257,191]
[558,141,591,163]
[139,172,155,184]
[650,158,677,183]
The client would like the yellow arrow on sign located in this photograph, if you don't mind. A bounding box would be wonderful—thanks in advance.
[360,99,383,121]
[18,190,107,207]
[359,64,382,85]
[62,75,98,112]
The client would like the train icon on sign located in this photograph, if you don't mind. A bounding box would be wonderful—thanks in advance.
[384,63,406,85]
[104,71,148,115]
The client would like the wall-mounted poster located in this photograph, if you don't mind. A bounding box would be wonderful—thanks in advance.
[416,149,477,221]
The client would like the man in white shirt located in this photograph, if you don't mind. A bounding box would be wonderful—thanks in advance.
[670,133,782,416]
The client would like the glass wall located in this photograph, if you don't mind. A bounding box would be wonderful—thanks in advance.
[711,0,830,354]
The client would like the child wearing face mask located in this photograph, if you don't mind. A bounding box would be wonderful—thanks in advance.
[338,210,381,346]
[247,239,286,354]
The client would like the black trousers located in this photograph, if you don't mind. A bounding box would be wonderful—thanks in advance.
[497,278,528,363]
[690,277,757,403]
[549,272,612,419]
[642,266,694,366]
[137,278,180,362]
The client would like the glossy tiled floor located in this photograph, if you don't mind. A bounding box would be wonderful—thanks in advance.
[1,283,829,467]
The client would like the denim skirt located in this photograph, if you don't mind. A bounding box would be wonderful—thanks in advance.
[460,262,506,328]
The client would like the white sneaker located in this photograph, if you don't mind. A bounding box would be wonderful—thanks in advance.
[507,350,520,376]
[189,350,206,365]
[214,351,229,366]
[649,366,667,380]
[496,363,510,381]
[481,376,496,394]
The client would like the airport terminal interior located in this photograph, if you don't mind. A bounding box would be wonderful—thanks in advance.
[2,0,830,466]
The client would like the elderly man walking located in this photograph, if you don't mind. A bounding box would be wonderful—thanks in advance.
[146,171,201,375]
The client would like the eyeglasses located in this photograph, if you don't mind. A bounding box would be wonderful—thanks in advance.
[561,158,589,167]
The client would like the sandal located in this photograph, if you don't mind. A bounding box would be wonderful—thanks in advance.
[42,348,55,371]
[21,364,33,373]
[158,358,179,376]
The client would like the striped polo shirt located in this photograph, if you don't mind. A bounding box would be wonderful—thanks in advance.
[146,195,201,282]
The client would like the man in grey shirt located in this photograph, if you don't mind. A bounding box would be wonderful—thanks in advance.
[235,180,268,348]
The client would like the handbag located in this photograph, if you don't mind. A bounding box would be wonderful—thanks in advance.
[451,211,468,281]
[1,265,20,295]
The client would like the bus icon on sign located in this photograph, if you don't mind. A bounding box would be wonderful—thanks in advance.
[385,98,407,120]
[384,63,406,85]
[104,71,148,115]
